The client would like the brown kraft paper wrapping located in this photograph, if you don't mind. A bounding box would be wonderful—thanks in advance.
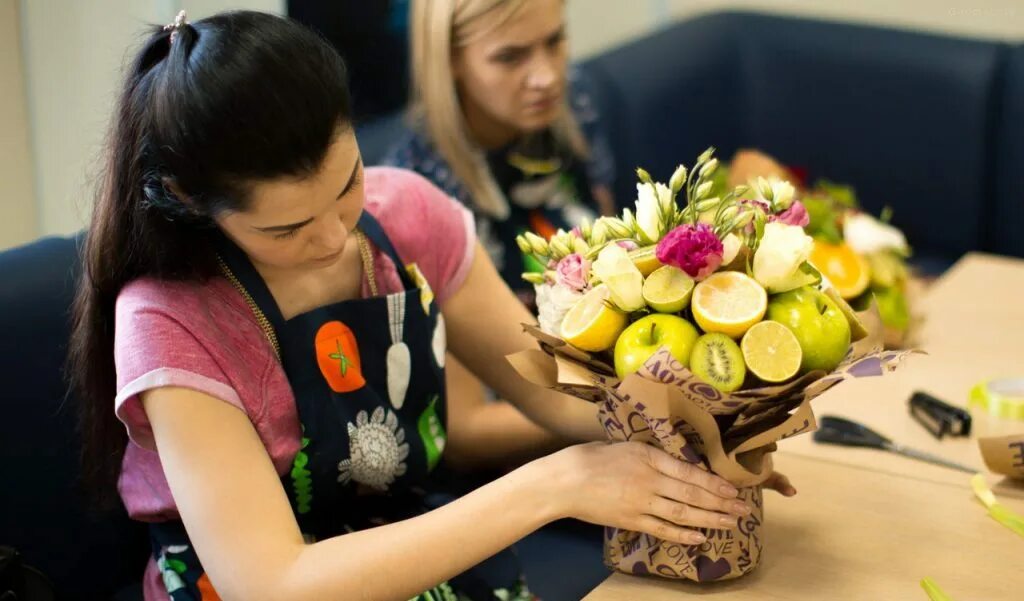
[979,434,1024,479]
[507,307,916,582]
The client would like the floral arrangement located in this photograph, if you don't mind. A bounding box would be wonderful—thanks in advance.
[802,181,915,347]
[507,148,914,582]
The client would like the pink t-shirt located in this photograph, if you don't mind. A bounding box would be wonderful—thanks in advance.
[113,167,475,599]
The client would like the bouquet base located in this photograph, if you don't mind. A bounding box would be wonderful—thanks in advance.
[604,485,764,582]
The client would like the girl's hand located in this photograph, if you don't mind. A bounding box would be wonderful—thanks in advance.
[543,441,754,545]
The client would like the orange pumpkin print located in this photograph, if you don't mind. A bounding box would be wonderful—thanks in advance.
[196,573,222,600]
[315,321,366,393]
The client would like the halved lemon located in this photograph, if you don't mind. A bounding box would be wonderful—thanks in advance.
[560,285,628,352]
[810,241,871,300]
[642,265,694,313]
[691,271,768,339]
[741,320,803,383]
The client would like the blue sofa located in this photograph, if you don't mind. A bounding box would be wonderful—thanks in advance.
[361,12,1024,267]
[2,12,1022,600]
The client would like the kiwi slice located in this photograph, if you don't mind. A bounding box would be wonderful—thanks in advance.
[689,333,747,393]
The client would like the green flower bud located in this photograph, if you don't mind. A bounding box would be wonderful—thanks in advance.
[699,158,719,178]
[695,181,713,199]
[717,205,739,224]
[604,218,634,239]
[636,167,653,184]
[590,220,608,245]
[549,238,572,258]
[697,147,715,164]
[522,272,547,285]
[515,235,532,254]
[579,218,592,239]
[525,232,549,256]
[693,197,721,213]
[572,237,590,255]
[669,164,688,193]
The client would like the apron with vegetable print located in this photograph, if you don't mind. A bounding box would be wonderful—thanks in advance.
[149,211,534,601]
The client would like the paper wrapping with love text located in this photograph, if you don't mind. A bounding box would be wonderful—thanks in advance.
[507,306,915,582]
[979,434,1024,479]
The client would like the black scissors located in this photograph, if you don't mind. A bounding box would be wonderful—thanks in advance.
[813,416,977,474]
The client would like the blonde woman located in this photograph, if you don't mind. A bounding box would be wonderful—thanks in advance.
[386,0,616,309]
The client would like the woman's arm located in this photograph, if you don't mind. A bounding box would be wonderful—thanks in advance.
[443,353,567,471]
[444,242,606,441]
[591,184,616,217]
[144,386,748,601]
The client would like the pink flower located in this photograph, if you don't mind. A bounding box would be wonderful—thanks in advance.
[772,200,810,228]
[555,253,591,291]
[615,240,639,251]
[656,223,724,280]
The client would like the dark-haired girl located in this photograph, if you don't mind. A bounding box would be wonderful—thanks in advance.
[69,11,792,600]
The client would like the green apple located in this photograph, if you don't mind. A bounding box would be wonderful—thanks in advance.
[614,314,699,378]
[873,286,910,331]
[766,286,851,373]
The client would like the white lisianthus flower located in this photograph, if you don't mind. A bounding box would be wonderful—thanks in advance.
[721,233,742,265]
[843,213,909,255]
[635,183,671,244]
[751,176,796,211]
[535,282,584,336]
[753,223,814,291]
[591,244,645,312]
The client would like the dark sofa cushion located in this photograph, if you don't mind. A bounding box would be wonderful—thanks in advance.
[732,12,1004,260]
[991,44,1024,258]
[0,236,148,600]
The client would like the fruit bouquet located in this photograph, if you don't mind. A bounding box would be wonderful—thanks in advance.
[802,180,917,348]
[507,149,914,582]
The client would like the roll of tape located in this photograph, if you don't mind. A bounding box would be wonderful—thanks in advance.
[969,378,1024,421]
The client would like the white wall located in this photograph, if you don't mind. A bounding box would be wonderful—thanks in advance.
[0,0,37,249]
[568,0,1024,59]
[18,0,284,241]
[10,0,1023,242]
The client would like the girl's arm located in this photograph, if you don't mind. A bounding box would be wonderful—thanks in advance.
[144,385,747,601]
[443,353,567,471]
[444,242,606,441]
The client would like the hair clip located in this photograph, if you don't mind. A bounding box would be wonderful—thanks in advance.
[164,10,190,45]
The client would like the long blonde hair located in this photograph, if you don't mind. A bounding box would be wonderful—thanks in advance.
[410,0,589,219]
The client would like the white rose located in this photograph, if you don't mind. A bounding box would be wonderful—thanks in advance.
[591,244,645,312]
[753,222,814,291]
[634,182,671,244]
[535,282,584,336]
[843,213,909,255]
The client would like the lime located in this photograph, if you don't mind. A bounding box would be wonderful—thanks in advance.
[628,246,662,276]
[691,271,768,339]
[560,285,628,352]
[741,321,803,383]
[642,265,695,313]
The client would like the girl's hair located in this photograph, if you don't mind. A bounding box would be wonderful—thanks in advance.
[68,11,351,507]
[409,0,588,220]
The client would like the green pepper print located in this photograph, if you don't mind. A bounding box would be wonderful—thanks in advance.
[417,395,447,472]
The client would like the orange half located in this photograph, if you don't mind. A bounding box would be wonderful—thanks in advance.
[810,240,871,299]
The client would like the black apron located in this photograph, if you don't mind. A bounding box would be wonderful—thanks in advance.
[148,212,533,601]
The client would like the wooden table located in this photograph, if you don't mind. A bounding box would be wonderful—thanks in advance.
[585,254,1024,599]
[780,253,1024,498]
[584,453,1024,600]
